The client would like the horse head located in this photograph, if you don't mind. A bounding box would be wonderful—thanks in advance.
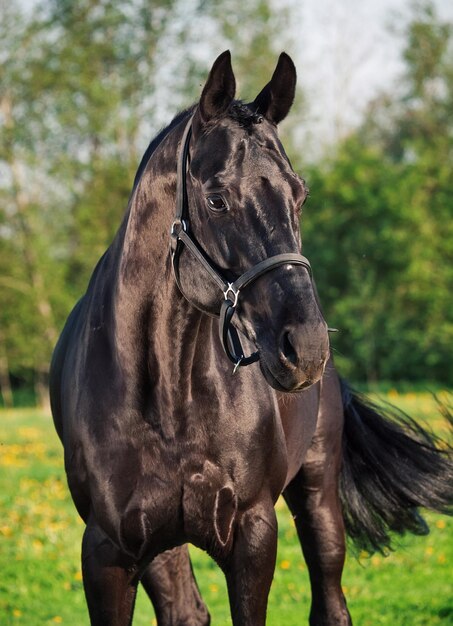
[173,51,329,392]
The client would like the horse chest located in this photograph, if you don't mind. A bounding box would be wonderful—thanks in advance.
[153,404,285,552]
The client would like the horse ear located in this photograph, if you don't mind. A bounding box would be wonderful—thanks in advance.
[198,50,236,124]
[251,52,296,124]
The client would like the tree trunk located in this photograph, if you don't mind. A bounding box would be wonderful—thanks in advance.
[35,364,50,412]
[0,333,13,408]
[2,92,59,406]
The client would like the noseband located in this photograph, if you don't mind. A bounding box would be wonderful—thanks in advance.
[170,115,312,372]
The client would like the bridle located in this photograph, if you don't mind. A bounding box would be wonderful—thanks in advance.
[170,114,313,372]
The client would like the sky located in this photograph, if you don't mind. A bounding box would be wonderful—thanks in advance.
[288,0,453,150]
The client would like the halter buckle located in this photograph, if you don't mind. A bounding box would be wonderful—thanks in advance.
[224,283,239,308]
[170,219,188,238]
[232,357,243,374]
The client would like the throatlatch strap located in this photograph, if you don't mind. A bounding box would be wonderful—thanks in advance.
[175,118,193,223]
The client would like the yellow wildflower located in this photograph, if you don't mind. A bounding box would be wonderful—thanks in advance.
[32,539,43,552]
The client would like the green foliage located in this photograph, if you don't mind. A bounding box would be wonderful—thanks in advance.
[0,1,452,403]
[0,1,170,403]
[297,3,453,383]
[0,0,296,406]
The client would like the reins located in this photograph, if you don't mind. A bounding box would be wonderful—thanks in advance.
[170,114,313,372]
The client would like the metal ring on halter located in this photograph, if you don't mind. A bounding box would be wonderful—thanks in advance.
[170,219,188,237]
[232,357,243,374]
[223,284,240,308]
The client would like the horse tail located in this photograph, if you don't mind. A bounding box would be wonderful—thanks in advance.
[338,379,453,554]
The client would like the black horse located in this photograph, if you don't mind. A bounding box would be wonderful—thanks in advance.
[50,52,452,626]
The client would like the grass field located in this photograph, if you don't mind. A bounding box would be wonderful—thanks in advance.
[0,392,451,625]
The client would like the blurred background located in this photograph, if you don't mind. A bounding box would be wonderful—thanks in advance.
[1,3,452,624]
[1,0,452,407]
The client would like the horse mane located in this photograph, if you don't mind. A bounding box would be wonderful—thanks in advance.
[132,106,195,190]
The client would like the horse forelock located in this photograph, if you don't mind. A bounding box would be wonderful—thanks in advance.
[228,101,263,130]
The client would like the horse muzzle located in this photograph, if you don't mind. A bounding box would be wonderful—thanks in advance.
[258,321,330,392]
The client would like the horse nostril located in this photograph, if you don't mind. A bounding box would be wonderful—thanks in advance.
[280,330,298,367]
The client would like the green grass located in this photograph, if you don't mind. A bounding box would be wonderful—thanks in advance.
[0,392,451,625]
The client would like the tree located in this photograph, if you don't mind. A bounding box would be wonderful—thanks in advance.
[0,0,171,405]
[1,0,298,406]
[300,3,453,384]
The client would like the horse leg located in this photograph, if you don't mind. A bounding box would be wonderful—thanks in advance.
[221,497,278,626]
[81,519,139,626]
[140,545,210,626]
[283,381,352,626]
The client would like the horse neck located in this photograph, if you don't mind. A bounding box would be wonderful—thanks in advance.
[113,121,214,392]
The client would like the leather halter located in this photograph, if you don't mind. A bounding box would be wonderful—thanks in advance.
[170,115,313,372]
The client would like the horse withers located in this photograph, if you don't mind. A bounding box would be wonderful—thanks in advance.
[50,52,453,626]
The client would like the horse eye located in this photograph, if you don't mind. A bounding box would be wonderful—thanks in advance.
[206,194,228,213]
